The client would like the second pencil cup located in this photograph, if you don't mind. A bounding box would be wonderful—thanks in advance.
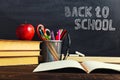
[42,40,62,62]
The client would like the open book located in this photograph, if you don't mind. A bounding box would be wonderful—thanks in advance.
[33,60,120,73]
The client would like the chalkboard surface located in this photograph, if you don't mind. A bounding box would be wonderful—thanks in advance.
[0,0,120,56]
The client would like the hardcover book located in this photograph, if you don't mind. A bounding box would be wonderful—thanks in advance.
[0,39,42,51]
[0,51,40,57]
[0,56,39,66]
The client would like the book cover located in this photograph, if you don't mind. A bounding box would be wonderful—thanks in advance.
[0,39,42,50]
[0,51,41,57]
[66,55,120,63]
[0,56,39,66]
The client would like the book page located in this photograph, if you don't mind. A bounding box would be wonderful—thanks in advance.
[33,60,85,72]
[82,61,120,73]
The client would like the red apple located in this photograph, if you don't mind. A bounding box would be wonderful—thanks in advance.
[16,24,35,40]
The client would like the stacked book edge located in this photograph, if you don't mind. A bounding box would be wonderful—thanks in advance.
[0,39,42,66]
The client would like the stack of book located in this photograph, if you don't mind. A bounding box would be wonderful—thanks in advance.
[0,39,42,66]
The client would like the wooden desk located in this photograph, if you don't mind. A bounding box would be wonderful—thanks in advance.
[0,65,119,80]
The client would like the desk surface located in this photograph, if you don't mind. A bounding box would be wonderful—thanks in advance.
[0,65,119,80]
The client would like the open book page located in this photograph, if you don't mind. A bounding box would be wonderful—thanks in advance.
[33,60,85,72]
[82,61,120,73]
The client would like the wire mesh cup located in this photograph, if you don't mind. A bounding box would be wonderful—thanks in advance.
[42,40,62,62]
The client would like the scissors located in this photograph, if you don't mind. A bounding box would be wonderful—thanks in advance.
[36,24,51,40]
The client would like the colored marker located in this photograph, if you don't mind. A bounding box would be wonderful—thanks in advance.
[51,31,55,40]
[56,29,61,40]
[60,29,67,40]
[58,29,61,40]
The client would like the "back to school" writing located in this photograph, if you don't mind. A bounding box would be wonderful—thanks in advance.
[64,6,116,31]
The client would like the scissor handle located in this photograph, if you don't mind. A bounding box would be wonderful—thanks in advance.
[44,28,51,40]
[36,24,46,40]
[37,24,45,31]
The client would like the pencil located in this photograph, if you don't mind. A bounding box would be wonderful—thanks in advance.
[45,42,59,61]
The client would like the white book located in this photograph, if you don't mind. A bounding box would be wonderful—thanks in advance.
[33,60,120,73]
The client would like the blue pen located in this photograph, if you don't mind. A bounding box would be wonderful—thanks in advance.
[39,29,46,40]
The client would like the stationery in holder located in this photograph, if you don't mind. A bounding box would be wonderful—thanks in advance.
[36,24,69,62]
[41,40,62,62]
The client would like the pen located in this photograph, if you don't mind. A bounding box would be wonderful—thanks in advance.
[39,29,46,40]
[59,29,63,34]
[55,29,61,40]
[60,29,67,40]
[58,29,61,40]
[51,31,55,40]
